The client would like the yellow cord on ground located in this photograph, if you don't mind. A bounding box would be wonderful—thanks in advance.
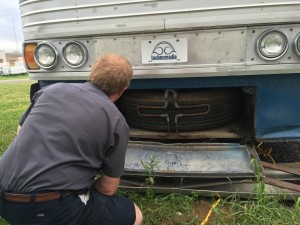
[200,198,221,225]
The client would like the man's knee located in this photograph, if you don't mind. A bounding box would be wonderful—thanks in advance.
[133,203,143,225]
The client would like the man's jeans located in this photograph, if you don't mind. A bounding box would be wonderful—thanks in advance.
[0,190,135,225]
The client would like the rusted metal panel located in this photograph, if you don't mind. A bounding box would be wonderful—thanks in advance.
[264,177,300,192]
[262,161,300,176]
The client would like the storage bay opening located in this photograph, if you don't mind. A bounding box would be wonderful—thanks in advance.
[117,87,254,142]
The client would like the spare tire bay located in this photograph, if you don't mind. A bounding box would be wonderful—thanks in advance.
[118,88,250,140]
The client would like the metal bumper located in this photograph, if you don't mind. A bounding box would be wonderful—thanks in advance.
[121,142,300,199]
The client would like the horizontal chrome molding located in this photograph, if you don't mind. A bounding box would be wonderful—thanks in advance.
[22,2,300,28]
[20,0,300,41]
[28,64,300,81]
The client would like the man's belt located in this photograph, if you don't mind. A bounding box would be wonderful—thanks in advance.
[0,191,74,203]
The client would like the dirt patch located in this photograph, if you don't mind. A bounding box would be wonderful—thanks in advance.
[193,199,218,224]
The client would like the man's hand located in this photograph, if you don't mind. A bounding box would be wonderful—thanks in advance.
[17,125,22,135]
[91,174,120,196]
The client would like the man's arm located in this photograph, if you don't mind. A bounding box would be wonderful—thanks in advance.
[91,174,120,196]
[16,85,43,135]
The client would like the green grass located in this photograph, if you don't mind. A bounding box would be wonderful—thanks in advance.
[120,191,200,225]
[0,74,28,80]
[0,81,33,155]
[0,81,300,225]
[213,194,300,225]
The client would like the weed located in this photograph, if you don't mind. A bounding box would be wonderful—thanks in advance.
[249,158,266,201]
[140,154,159,196]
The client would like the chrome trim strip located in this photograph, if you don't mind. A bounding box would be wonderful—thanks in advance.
[28,64,300,80]
[21,0,156,17]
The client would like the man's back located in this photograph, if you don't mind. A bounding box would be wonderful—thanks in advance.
[0,82,129,192]
[0,54,142,225]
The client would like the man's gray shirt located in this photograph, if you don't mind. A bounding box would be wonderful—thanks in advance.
[0,82,129,192]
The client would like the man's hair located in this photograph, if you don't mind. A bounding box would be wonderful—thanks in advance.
[88,54,133,95]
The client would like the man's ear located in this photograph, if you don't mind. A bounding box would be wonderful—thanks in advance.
[109,86,128,102]
[120,86,128,96]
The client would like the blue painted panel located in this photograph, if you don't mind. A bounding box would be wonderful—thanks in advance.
[256,85,300,140]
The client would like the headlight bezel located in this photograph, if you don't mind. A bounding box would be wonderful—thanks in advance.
[256,29,288,61]
[294,32,300,57]
[33,43,58,69]
[62,41,88,68]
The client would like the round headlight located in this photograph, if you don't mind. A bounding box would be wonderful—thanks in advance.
[34,43,58,69]
[257,30,288,60]
[295,33,300,56]
[62,42,87,68]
